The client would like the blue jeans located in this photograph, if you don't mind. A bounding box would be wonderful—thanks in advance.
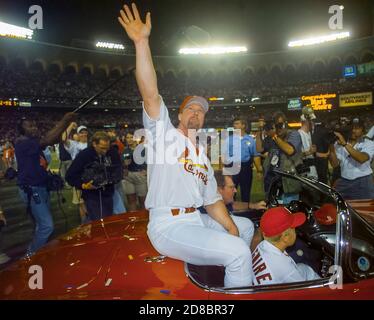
[19,186,53,256]
[336,174,374,200]
[113,182,126,214]
[233,161,253,202]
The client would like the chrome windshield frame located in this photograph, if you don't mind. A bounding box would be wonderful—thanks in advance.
[184,169,350,294]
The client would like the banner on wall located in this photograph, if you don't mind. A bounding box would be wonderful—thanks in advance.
[301,93,336,110]
[339,92,372,108]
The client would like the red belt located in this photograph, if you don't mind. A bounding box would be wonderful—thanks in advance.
[171,207,196,216]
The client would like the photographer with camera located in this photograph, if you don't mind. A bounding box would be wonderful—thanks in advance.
[329,118,374,200]
[15,112,77,257]
[256,111,303,203]
[65,131,122,221]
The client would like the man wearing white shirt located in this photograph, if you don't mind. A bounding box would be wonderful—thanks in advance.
[252,207,320,285]
[367,125,374,172]
[330,119,374,200]
[118,3,254,288]
[63,124,88,160]
[366,125,374,140]
[298,115,318,180]
[62,123,88,222]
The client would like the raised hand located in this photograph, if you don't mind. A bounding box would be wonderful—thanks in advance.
[334,132,346,146]
[118,3,151,43]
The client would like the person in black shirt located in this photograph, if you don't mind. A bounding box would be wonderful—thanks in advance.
[65,131,122,221]
[312,121,331,184]
[15,112,76,257]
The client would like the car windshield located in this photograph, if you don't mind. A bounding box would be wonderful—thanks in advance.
[272,172,374,280]
[269,173,337,214]
[348,207,374,278]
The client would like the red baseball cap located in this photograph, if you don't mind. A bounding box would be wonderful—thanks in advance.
[179,96,209,113]
[260,207,306,237]
[314,203,337,225]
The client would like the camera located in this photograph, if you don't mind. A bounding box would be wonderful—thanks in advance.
[82,162,122,188]
[263,121,275,131]
[295,163,310,175]
[46,172,65,192]
[325,127,351,145]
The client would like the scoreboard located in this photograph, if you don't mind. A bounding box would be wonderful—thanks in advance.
[0,100,31,107]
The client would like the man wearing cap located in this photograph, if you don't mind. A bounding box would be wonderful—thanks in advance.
[252,207,320,285]
[62,122,89,222]
[329,119,374,200]
[62,122,88,160]
[118,3,254,288]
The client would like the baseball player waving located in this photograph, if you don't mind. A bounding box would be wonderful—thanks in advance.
[118,3,254,287]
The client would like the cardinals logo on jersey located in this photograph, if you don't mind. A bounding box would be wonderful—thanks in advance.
[178,147,208,185]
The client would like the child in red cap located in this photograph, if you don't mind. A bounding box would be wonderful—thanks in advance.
[252,207,320,285]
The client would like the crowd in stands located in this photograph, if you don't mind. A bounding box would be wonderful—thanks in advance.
[1,59,374,109]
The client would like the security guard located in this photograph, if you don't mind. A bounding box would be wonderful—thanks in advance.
[225,117,262,202]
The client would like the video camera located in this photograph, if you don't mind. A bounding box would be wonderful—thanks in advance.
[325,128,351,145]
[82,162,122,189]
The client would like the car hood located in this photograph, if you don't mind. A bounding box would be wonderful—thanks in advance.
[0,210,204,299]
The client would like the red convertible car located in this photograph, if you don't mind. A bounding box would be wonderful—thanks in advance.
[0,171,373,299]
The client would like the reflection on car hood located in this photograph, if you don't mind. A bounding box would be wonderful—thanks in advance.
[0,210,205,300]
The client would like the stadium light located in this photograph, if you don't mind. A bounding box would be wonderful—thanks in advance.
[179,46,247,55]
[0,21,33,40]
[96,41,125,50]
[288,31,350,47]
[208,97,224,101]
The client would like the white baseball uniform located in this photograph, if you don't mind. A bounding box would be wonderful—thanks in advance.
[143,96,254,288]
[252,240,320,285]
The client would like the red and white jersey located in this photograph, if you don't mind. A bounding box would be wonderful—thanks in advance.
[143,97,222,210]
[252,240,320,285]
